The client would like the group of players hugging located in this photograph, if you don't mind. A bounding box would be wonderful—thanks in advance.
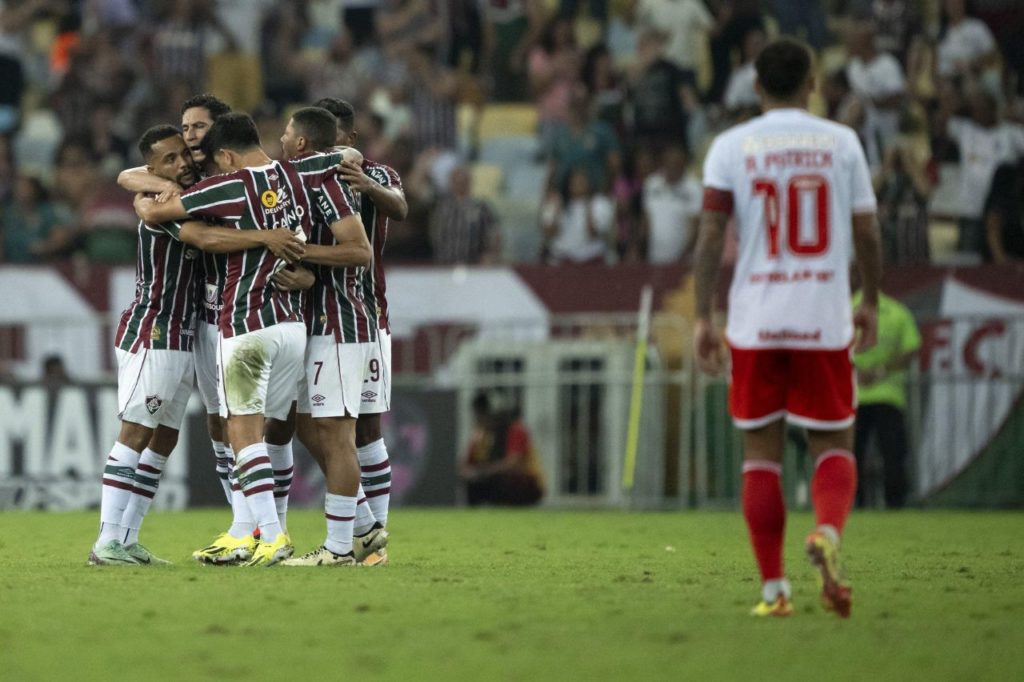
[89,93,404,568]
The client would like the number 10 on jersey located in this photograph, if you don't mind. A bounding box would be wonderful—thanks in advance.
[752,173,830,258]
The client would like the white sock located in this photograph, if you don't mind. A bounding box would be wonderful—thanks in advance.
[818,524,840,547]
[357,438,391,527]
[235,443,282,540]
[266,441,293,534]
[323,493,357,555]
[96,442,140,547]
[353,484,378,536]
[120,448,168,546]
[762,578,792,602]
[228,470,256,538]
[213,439,232,504]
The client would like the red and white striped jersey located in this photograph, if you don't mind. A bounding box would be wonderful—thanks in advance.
[702,108,877,350]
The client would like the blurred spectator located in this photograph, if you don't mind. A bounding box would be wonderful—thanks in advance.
[723,25,766,118]
[152,0,231,95]
[612,145,657,261]
[634,0,713,78]
[542,166,613,264]
[708,0,765,105]
[845,17,906,169]
[875,112,933,264]
[1,173,72,262]
[547,90,620,192]
[376,0,442,56]
[482,0,544,102]
[940,87,1024,255]
[41,353,69,386]
[629,29,696,149]
[559,0,607,23]
[852,288,920,509]
[937,0,998,83]
[444,0,485,74]
[823,68,861,127]
[529,14,580,154]
[983,163,1024,263]
[866,0,922,66]
[769,0,828,49]
[303,29,373,107]
[405,46,459,153]
[0,0,46,134]
[344,1,381,48]
[581,43,626,133]
[640,143,701,265]
[460,392,544,507]
[260,1,308,112]
[431,164,501,264]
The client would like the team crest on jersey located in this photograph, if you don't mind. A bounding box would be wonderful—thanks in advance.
[261,190,278,209]
[150,325,162,342]
[145,395,163,415]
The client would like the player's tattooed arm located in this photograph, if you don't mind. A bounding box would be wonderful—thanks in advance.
[118,166,179,197]
[339,160,408,220]
[693,209,729,375]
[179,221,305,262]
[302,214,371,267]
[272,265,316,290]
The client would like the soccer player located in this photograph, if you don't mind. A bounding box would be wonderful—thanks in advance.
[693,38,882,617]
[91,125,304,565]
[272,106,386,567]
[136,112,370,566]
[309,97,407,565]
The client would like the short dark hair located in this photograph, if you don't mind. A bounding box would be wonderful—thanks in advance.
[138,124,182,159]
[755,37,812,101]
[313,97,355,133]
[200,112,261,160]
[290,107,338,152]
[180,93,231,120]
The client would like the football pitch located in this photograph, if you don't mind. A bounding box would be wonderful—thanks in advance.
[1,509,1022,681]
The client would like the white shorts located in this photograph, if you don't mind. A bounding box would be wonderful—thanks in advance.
[115,347,194,430]
[217,322,305,421]
[194,319,220,414]
[360,329,391,415]
[298,335,376,418]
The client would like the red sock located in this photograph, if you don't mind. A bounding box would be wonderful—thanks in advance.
[741,461,786,581]
[811,450,858,534]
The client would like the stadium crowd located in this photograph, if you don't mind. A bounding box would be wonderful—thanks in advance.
[2,0,1024,268]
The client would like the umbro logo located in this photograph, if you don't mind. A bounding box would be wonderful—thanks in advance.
[361,390,377,401]
[311,393,326,406]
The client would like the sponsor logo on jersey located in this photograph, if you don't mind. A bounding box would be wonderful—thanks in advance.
[145,395,163,415]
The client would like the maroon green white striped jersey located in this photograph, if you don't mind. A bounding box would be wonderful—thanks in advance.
[180,160,350,338]
[290,151,377,343]
[115,220,198,352]
[196,251,226,326]
[360,159,401,333]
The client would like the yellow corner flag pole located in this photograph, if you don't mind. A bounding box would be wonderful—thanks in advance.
[623,285,653,493]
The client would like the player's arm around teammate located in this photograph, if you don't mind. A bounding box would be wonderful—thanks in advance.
[301,214,372,267]
[339,160,408,220]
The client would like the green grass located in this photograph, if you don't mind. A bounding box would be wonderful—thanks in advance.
[1,509,1023,681]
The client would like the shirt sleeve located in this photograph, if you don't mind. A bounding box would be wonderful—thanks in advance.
[848,130,878,213]
[315,171,359,224]
[156,221,185,241]
[971,20,996,54]
[701,133,732,192]
[878,56,906,95]
[181,177,246,222]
